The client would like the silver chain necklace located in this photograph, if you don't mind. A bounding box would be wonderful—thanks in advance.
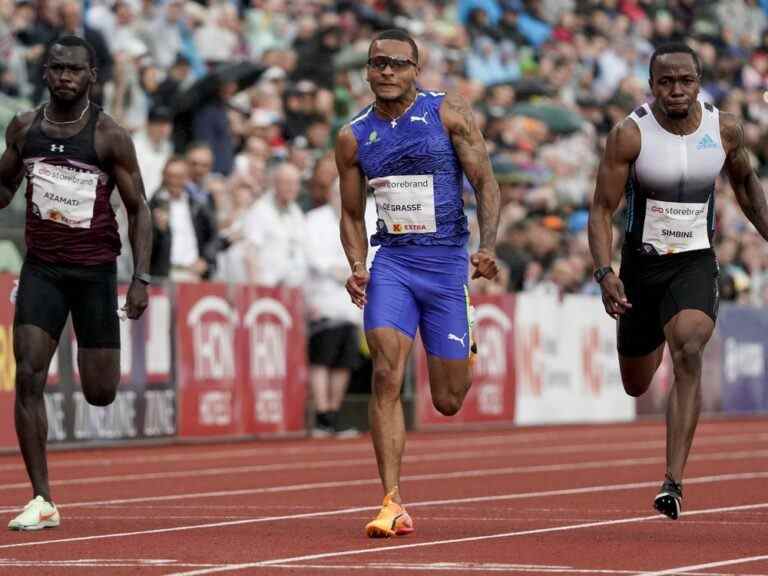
[375,95,417,128]
[43,101,90,125]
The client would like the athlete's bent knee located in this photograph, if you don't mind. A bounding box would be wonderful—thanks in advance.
[621,377,651,397]
[83,387,117,407]
[432,393,464,416]
[672,339,704,374]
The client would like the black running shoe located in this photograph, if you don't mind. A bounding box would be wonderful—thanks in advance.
[654,476,683,520]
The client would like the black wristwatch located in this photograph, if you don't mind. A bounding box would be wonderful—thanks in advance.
[593,266,614,284]
[133,272,152,285]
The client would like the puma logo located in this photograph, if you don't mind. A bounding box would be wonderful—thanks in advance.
[448,332,467,347]
[410,113,428,125]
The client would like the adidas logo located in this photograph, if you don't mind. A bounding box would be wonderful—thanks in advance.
[696,134,718,150]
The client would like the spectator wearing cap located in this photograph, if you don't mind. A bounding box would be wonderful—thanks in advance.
[283,79,320,141]
[156,53,193,110]
[133,106,174,199]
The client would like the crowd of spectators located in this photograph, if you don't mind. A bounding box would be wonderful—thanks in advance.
[2,0,768,308]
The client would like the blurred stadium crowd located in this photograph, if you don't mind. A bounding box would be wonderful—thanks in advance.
[2,0,768,306]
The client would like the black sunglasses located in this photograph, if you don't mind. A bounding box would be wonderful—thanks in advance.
[367,55,417,71]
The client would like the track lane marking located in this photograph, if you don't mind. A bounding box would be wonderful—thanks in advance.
[637,554,768,576]
[1,453,767,513]
[164,502,768,575]
[0,475,767,551]
[1,445,767,496]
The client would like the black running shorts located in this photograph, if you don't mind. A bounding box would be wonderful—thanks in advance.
[308,320,360,369]
[617,248,719,357]
[14,256,120,349]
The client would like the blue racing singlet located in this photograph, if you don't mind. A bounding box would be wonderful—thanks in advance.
[349,91,469,247]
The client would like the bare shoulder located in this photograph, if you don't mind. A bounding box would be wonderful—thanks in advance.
[718,111,742,153]
[4,109,38,149]
[605,117,641,162]
[96,111,130,141]
[438,92,473,131]
[334,123,358,167]
[439,92,470,113]
[94,111,134,161]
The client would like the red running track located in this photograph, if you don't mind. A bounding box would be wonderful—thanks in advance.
[0,418,767,575]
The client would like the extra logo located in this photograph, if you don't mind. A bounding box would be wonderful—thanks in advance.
[50,144,64,153]
[696,134,718,150]
[366,130,378,145]
[410,113,428,125]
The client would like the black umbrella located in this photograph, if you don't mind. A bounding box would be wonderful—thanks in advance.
[173,62,266,115]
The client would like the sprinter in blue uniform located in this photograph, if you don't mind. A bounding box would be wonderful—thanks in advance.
[336,29,500,538]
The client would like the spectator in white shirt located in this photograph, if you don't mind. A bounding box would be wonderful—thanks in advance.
[149,157,219,282]
[304,179,362,437]
[242,162,306,287]
[133,106,173,199]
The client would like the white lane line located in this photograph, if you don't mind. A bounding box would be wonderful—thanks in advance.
[263,563,768,575]
[2,453,767,514]
[0,558,220,568]
[0,475,766,552]
[164,502,768,576]
[0,429,620,473]
[2,443,768,496]
[0,425,761,474]
[637,554,768,576]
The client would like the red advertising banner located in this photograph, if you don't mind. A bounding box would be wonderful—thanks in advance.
[414,293,516,429]
[237,285,307,435]
[0,273,63,450]
[176,282,307,438]
[0,273,17,449]
[176,282,244,437]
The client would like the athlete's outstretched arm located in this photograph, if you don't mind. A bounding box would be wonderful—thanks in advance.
[105,119,152,318]
[0,116,27,209]
[335,125,369,307]
[440,94,499,279]
[722,113,768,241]
[588,119,639,317]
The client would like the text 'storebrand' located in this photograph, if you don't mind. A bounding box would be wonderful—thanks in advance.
[372,174,437,235]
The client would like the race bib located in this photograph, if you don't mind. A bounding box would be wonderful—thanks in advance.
[31,161,98,229]
[642,198,711,254]
[370,175,436,234]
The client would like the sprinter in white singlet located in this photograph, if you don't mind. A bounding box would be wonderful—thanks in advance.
[588,43,768,520]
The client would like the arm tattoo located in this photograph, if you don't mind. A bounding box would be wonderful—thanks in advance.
[445,96,500,251]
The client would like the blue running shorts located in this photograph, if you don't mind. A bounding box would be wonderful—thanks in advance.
[364,245,471,360]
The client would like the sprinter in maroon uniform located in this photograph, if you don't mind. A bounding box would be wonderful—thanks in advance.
[0,36,152,530]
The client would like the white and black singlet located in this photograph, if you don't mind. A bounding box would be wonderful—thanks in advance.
[618,101,724,357]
